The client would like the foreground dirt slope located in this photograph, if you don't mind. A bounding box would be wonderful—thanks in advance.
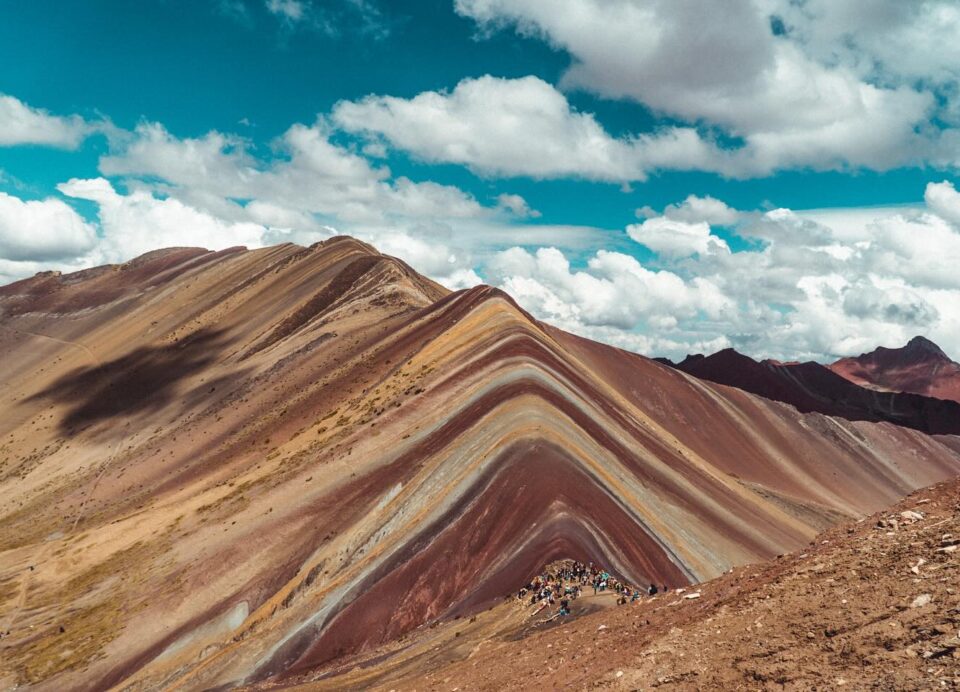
[0,238,958,690]
[371,476,960,691]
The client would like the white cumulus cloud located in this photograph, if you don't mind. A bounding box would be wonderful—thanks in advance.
[332,75,727,181]
[454,0,953,174]
[57,177,266,262]
[487,246,732,333]
[627,217,729,258]
[0,94,93,149]
[924,180,960,227]
[496,193,541,218]
[0,191,97,261]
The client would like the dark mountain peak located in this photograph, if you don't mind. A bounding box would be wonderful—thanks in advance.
[829,336,960,403]
[708,348,765,369]
[705,348,755,364]
[677,353,706,368]
[901,335,950,361]
[852,335,954,369]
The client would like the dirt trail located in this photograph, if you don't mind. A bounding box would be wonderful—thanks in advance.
[0,325,100,366]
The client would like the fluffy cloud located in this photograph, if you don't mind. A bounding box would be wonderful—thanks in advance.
[496,193,541,218]
[842,283,939,327]
[92,119,612,289]
[454,0,953,174]
[863,211,960,291]
[487,246,732,333]
[472,180,960,361]
[769,1,960,89]
[333,75,726,181]
[628,195,736,258]
[657,195,740,226]
[4,81,958,363]
[924,180,960,227]
[100,121,483,225]
[0,191,97,261]
[0,94,92,149]
[58,178,266,262]
[16,120,550,291]
[627,217,729,258]
[41,174,482,292]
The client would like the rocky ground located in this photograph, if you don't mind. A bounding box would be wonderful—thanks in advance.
[289,476,960,691]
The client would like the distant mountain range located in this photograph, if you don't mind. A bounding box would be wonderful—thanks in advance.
[658,338,960,435]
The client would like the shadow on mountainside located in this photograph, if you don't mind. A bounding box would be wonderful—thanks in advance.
[26,328,232,435]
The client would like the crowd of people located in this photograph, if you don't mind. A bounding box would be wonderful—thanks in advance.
[515,560,670,620]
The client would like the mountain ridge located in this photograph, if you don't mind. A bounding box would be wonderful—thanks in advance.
[661,346,960,435]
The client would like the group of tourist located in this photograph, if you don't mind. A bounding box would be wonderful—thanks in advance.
[515,560,669,619]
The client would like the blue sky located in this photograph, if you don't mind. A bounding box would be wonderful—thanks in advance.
[2,0,960,361]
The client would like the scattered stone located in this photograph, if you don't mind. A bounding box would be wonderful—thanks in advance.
[910,558,927,575]
[684,592,702,600]
[911,594,933,608]
[615,670,624,678]
[901,510,924,522]
[597,624,608,631]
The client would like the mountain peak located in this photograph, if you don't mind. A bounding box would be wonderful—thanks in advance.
[829,335,960,403]
[901,335,950,361]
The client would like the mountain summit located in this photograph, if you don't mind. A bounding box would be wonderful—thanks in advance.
[830,336,960,403]
[901,335,952,361]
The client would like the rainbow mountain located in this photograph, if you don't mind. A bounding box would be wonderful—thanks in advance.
[1,237,958,689]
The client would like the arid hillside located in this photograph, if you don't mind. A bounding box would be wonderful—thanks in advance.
[1,238,958,690]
